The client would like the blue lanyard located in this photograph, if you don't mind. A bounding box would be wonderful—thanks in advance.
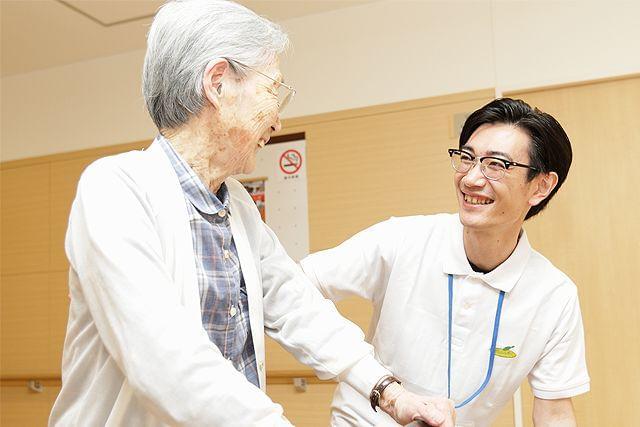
[447,274,505,409]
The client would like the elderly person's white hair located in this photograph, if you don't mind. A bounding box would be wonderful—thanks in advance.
[143,0,289,130]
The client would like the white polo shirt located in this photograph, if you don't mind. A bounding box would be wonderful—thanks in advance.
[300,213,589,427]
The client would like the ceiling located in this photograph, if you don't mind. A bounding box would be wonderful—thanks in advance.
[1,0,377,77]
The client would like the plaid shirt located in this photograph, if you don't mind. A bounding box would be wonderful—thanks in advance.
[158,136,259,387]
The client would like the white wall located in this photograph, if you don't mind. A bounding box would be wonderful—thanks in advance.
[1,50,155,161]
[2,0,639,161]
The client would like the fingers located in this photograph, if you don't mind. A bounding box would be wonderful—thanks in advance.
[436,400,455,427]
[439,412,455,427]
[413,401,445,426]
[447,399,456,424]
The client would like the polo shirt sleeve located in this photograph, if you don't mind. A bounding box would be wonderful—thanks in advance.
[528,286,590,399]
[300,217,402,302]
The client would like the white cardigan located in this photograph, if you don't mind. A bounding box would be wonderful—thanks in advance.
[49,141,389,426]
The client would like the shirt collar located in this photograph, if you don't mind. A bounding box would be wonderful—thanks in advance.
[156,135,230,215]
[442,214,532,293]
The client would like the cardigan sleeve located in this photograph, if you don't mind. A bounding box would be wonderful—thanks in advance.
[65,158,291,426]
[258,220,391,399]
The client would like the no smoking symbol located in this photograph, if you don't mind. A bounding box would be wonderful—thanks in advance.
[279,149,302,175]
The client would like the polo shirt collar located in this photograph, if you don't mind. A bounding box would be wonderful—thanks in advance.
[442,215,532,293]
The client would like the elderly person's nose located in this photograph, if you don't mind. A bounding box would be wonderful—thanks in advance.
[271,117,282,133]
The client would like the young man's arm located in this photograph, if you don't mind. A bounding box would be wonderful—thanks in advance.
[258,218,453,426]
[299,217,404,303]
[528,284,589,427]
[533,397,577,426]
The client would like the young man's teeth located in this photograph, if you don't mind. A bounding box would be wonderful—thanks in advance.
[464,194,493,205]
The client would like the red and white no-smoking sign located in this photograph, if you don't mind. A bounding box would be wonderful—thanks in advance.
[279,149,303,175]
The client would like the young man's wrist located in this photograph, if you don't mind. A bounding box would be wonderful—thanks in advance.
[370,376,403,412]
[337,355,392,399]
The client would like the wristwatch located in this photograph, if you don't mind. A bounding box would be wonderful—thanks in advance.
[370,375,402,412]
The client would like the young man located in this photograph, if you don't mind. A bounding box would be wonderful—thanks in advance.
[301,98,589,426]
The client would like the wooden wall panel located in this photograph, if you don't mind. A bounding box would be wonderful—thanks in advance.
[1,149,133,426]
[305,98,486,251]
[507,76,640,425]
[49,156,99,271]
[1,273,51,376]
[0,272,69,378]
[1,164,50,275]
[267,382,336,426]
[0,384,60,427]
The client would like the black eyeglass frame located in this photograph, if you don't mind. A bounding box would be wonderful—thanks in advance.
[447,148,540,180]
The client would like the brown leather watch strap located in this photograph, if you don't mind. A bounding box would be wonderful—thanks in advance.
[370,375,401,412]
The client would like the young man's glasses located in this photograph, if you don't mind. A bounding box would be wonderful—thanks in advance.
[226,58,296,112]
[448,148,539,181]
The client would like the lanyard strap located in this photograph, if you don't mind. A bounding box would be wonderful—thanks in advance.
[447,274,505,409]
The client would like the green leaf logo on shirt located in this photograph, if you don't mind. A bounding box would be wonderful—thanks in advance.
[495,346,517,358]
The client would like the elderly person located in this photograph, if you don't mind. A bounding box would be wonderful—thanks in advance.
[49,1,455,426]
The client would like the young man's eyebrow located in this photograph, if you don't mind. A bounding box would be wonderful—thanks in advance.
[486,150,513,161]
[461,145,514,161]
[460,145,475,153]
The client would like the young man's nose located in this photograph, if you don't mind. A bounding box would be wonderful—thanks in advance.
[463,161,487,186]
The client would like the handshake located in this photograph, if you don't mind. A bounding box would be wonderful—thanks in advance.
[376,379,456,427]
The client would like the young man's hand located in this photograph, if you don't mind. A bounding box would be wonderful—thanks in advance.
[379,382,456,426]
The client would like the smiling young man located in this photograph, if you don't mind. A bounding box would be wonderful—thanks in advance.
[300,98,590,426]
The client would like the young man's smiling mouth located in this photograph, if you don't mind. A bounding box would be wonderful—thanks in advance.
[463,192,495,205]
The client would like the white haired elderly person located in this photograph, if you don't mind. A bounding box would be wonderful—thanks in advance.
[49,1,455,426]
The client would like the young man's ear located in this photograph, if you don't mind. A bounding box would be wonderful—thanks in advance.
[202,59,229,109]
[529,172,559,207]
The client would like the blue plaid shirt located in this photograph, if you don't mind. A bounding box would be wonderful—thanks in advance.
[158,136,259,387]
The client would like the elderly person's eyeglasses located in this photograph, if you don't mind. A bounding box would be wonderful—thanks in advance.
[448,148,539,181]
[225,58,296,112]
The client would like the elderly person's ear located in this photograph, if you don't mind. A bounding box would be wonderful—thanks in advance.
[202,59,230,108]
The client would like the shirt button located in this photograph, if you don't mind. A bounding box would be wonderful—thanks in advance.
[223,250,230,259]
[229,306,237,317]
[259,361,264,372]
[218,209,227,218]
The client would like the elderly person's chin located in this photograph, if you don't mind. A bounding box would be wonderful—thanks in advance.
[237,155,258,176]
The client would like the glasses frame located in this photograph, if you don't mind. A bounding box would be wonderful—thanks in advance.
[224,58,296,112]
[447,148,540,181]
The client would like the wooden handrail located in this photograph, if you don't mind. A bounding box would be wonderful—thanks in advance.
[1,371,333,387]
